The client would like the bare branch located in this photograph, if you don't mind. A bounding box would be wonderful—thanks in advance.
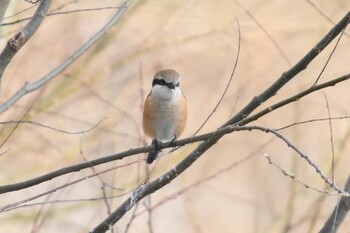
[0,0,11,23]
[222,11,350,128]
[0,6,123,26]
[319,174,350,233]
[0,0,52,93]
[263,153,343,196]
[0,100,35,153]
[0,71,350,194]
[193,19,240,135]
[276,116,350,131]
[90,125,349,233]
[0,71,348,195]
[0,0,131,114]
[324,94,336,184]
[233,0,291,65]
[312,25,347,85]
[0,117,105,134]
[90,12,350,231]
[0,159,141,212]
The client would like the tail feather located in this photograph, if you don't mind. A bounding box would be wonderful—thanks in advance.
[147,139,161,164]
[146,150,159,164]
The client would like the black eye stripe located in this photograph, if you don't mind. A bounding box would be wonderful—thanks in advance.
[152,79,179,89]
[152,79,167,86]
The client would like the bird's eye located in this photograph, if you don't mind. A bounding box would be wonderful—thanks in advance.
[175,82,179,87]
[153,79,170,87]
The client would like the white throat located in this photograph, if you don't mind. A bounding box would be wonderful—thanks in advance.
[151,85,181,101]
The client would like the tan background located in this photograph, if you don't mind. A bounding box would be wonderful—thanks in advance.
[0,0,350,232]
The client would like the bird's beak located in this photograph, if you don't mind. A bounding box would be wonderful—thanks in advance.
[167,83,176,90]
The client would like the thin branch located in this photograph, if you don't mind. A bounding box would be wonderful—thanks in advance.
[276,116,350,131]
[324,94,336,184]
[304,0,350,38]
[89,14,350,229]
[90,126,349,233]
[235,73,350,127]
[25,0,41,4]
[0,6,123,26]
[0,0,11,23]
[262,153,343,196]
[312,25,346,85]
[193,19,240,135]
[0,117,105,134]
[0,100,35,153]
[135,150,260,218]
[0,0,131,114]
[318,174,350,233]
[222,11,350,128]
[233,0,291,65]
[0,72,348,195]
[0,159,142,212]
[0,0,52,93]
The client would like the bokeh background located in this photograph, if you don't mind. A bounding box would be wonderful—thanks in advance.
[0,0,350,232]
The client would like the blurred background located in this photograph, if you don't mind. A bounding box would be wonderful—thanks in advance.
[0,0,350,232]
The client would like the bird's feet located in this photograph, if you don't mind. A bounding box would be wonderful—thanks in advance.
[170,135,177,147]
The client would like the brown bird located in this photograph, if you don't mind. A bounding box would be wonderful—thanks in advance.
[143,69,187,163]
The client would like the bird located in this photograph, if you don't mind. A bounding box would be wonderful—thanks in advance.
[143,69,187,164]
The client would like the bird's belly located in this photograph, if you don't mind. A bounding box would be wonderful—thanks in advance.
[155,114,177,141]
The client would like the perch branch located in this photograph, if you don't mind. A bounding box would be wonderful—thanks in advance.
[0,0,52,93]
[0,0,131,114]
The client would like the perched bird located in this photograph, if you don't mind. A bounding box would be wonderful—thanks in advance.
[143,69,187,163]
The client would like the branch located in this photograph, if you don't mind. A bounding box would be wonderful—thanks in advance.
[0,0,10,23]
[222,11,350,128]
[90,126,349,233]
[0,72,348,194]
[0,0,131,114]
[237,73,350,127]
[90,12,350,232]
[319,174,350,233]
[193,19,240,135]
[0,6,123,26]
[0,0,52,93]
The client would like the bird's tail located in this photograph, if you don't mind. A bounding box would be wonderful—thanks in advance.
[147,139,161,164]
[147,150,159,164]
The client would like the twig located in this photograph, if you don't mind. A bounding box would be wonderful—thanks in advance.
[222,12,350,128]
[89,126,349,232]
[135,149,260,218]
[0,0,131,114]
[0,0,11,23]
[318,174,350,233]
[324,94,336,184]
[233,0,291,65]
[193,19,241,135]
[3,193,136,212]
[0,159,142,212]
[304,0,350,38]
[0,6,123,26]
[312,25,347,85]
[80,144,113,232]
[0,72,348,194]
[88,12,350,231]
[235,73,350,127]
[262,153,343,196]
[0,100,35,153]
[25,0,41,4]
[0,0,52,94]
[276,116,350,131]
[0,117,105,135]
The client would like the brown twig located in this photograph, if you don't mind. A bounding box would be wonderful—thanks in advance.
[0,0,52,94]
[193,19,241,135]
